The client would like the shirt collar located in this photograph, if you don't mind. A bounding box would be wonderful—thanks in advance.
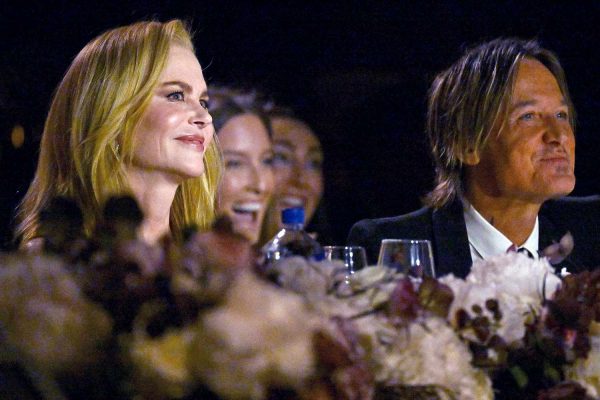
[463,200,539,260]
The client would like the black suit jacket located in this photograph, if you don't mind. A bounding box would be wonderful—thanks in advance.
[347,196,600,278]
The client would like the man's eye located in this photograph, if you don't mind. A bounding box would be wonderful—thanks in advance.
[557,111,568,120]
[519,112,535,121]
[200,99,209,109]
[167,91,185,101]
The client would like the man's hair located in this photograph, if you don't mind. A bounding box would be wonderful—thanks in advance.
[424,38,575,208]
[17,19,222,243]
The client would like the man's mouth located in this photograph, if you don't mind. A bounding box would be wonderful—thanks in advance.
[540,156,570,165]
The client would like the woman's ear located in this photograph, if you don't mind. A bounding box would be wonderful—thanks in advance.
[461,149,480,166]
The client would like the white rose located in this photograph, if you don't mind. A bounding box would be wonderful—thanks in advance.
[441,253,561,344]
[356,316,492,399]
[564,321,600,397]
[191,271,320,400]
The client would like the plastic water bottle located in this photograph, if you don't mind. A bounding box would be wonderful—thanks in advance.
[262,207,324,266]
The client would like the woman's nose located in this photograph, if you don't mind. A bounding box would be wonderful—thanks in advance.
[190,104,212,128]
[248,165,269,193]
[289,159,310,187]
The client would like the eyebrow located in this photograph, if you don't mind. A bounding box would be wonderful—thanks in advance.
[273,139,323,153]
[510,98,567,113]
[223,149,273,156]
[222,150,248,157]
[160,80,208,98]
[273,139,294,148]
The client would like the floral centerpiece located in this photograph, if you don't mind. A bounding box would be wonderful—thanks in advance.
[1,196,599,399]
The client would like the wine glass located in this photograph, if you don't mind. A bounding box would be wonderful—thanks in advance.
[377,239,436,278]
[323,246,368,276]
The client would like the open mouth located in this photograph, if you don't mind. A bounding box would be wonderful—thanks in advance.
[279,196,305,209]
[231,202,262,223]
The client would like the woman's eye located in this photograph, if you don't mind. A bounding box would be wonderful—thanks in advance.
[308,158,323,171]
[167,91,185,101]
[200,99,209,110]
[225,159,242,169]
[263,154,274,166]
[272,153,292,167]
[557,111,568,120]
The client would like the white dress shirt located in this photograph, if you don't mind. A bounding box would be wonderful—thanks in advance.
[463,201,539,261]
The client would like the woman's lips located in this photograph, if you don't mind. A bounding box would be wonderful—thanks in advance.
[175,135,205,152]
[231,202,262,224]
[278,196,305,208]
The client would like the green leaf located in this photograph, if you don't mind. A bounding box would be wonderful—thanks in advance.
[544,361,561,383]
[509,365,528,388]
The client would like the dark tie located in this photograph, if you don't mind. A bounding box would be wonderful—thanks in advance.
[517,247,534,259]
[507,245,535,259]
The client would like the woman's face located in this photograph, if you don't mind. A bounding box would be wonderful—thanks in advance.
[269,116,324,226]
[217,113,274,243]
[129,45,213,182]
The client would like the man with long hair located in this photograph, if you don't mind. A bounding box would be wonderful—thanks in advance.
[348,38,600,277]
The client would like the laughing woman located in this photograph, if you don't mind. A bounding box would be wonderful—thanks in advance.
[16,20,221,246]
[260,107,333,245]
[209,87,274,244]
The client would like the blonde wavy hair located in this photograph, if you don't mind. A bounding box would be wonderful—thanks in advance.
[16,19,222,244]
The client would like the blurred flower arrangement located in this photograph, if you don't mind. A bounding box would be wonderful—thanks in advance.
[1,196,600,399]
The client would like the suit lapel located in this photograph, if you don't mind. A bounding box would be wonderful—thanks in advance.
[539,214,584,274]
[429,202,582,278]
[431,200,472,278]
[539,214,561,250]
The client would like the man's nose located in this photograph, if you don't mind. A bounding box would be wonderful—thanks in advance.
[543,117,570,144]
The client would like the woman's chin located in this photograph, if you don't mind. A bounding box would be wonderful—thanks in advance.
[230,220,260,244]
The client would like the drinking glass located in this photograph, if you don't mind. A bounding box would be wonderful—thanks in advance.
[323,246,368,276]
[377,239,436,278]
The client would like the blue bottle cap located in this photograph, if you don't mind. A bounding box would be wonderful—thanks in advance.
[281,207,305,225]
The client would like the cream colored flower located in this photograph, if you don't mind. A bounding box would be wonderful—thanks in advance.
[441,252,561,344]
[128,325,197,399]
[270,256,346,298]
[0,253,112,374]
[355,315,492,400]
[190,271,320,400]
[565,321,600,397]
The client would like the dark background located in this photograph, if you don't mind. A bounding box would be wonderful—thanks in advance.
[0,1,599,248]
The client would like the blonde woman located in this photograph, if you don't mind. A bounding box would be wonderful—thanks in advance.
[17,20,221,246]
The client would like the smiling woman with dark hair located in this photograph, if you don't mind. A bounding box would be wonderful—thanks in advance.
[210,87,274,244]
[259,106,333,245]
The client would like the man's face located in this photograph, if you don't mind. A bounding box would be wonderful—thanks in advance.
[466,58,575,204]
